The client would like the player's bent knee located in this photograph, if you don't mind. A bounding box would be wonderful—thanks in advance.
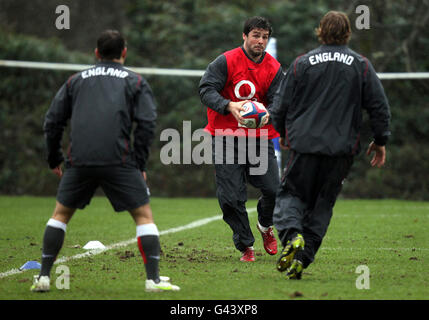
[52,201,76,224]
[129,203,154,225]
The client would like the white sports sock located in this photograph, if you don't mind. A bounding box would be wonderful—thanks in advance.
[47,218,67,232]
[136,223,159,238]
[257,221,269,232]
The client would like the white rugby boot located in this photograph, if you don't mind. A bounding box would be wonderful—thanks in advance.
[30,275,50,292]
[145,277,180,292]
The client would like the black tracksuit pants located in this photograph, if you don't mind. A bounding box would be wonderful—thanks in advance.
[212,136,280,252]
[273,151,354,268]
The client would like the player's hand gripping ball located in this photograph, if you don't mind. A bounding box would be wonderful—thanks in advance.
[239,101,269,129]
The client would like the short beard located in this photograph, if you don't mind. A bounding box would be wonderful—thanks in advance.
[248,47,263,61]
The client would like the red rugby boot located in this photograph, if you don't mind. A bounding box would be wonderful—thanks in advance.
[240,247,255,262]
[257,223,278,255]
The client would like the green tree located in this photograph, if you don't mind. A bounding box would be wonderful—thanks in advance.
[0,0,428,199]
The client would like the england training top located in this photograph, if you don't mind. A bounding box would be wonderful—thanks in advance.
[199,46,283,138]
[271,44,391,156]
[43,61,157,171]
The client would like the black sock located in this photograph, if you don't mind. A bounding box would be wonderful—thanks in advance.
[137,235,160,282]
[39,224,65,277]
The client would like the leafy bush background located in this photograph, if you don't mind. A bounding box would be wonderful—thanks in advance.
[1,0,428,199]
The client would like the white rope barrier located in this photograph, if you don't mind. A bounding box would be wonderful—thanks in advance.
[1,59,428,80]
[0,60,205,77]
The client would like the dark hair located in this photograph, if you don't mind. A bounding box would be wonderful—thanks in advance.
[316,11,351,45]
[96,30,126,60]
[243,16,273,36]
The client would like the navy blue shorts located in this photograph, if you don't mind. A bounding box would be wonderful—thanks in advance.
[56,165,150,212]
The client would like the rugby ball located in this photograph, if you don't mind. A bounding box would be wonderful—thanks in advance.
[239,101,268,129]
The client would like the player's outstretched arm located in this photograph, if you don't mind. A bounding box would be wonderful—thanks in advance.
[44,82,72,170]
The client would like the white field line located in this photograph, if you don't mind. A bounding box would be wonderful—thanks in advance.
[0,208,256,279]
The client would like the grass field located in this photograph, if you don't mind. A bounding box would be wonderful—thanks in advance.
[0,196,428,301]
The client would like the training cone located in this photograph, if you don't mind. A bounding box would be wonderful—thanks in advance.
[83,241,106,250]
[20,261,41,270]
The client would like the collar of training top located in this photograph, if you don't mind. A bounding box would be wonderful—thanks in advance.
[240,46,266,64]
